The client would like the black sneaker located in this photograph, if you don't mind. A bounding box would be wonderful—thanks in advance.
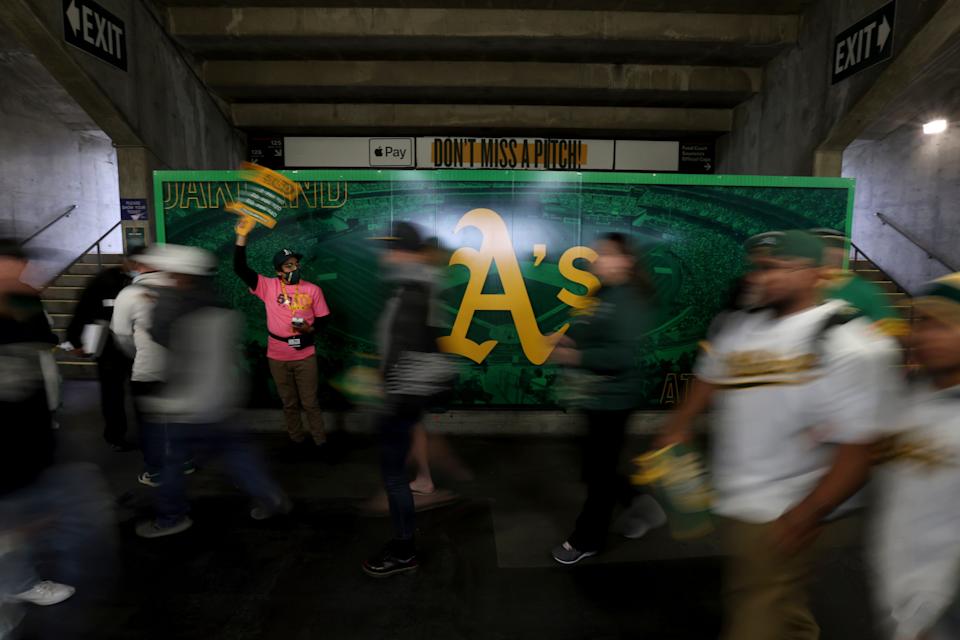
[362,541,418,578]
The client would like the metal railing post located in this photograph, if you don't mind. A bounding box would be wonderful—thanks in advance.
[96,241,102,271]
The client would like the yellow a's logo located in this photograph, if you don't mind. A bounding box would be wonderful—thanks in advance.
[438,208,598,365]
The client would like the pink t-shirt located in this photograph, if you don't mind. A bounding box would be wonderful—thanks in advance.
[251,274,330,361]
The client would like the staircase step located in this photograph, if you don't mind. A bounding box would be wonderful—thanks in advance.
[66,263,107,276]
[48,313,72,329]
[57,359,99,380]
[78,253,124,265]
[52,274,95,288]
[43,300,78,314]
[42,286,84,301]
[871,280,901,294]
[852,267,881,279]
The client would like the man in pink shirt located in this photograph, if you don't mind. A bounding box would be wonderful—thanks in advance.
[234,220,330,448]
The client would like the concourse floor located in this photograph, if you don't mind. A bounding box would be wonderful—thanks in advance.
[16,382,878,640]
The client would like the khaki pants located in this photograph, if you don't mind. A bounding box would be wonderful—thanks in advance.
[268,357,326,444]
[720,517,830,640]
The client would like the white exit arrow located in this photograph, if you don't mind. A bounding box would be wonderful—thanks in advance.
[66,0,80,35]
[878,16,891,50]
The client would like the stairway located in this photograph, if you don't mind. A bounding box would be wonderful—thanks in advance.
[42,253,125,380]
[848,258,913,321]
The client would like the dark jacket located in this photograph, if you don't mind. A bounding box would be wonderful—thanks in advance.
[377,264,451,412]
[565,284,649,411]
[66,266,130,359]
[142,281,245,423]
[0,292,59,495]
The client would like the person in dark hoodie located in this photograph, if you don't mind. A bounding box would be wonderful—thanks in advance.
[0,239,113,613]
[362,222,454,577]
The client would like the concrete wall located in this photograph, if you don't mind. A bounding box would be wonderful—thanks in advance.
[0,27,122,283]
[21,0,244,170]
[843,115,960,293]
[717,0,947,176]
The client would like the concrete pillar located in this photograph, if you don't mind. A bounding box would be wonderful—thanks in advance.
[116,145,163,250]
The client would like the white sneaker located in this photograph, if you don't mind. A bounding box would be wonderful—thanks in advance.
[617,495,668,540]
[11,581,76,606]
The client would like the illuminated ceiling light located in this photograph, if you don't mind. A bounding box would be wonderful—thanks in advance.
[923,119,948,135]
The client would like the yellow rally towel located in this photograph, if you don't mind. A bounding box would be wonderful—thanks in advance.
[225,162,302,230]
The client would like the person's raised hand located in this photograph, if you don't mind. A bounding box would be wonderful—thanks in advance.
[235,216,257,238]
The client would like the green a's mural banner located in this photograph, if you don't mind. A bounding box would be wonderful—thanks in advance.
[154,170,854,409]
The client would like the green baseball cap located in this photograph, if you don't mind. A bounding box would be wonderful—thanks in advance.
[745,230,824,265]
[915,273,960,327]
[810,228,848,250]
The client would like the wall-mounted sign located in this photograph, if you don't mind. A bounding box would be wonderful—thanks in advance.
[247,136,285,169]
[416,137,613,171]
[274,137,715,173]
[832,0,895,84]
[62,0,127,71]
[155,170,851,408]
[120,198,148,221]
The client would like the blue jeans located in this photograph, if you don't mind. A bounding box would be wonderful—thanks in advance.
[140,419,169,475]
[0,464,113,597]
[155,421,284,527]
[379,411,421,542]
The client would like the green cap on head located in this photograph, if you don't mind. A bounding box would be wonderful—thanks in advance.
[810,228,848,250]
[915,273,960,327]
[746,230,824,265]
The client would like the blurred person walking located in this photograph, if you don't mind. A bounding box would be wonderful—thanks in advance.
[550,233,661,565]
[234,219,330,452]
[132,244,290,539]
[362,223,454,577]
[110,247,189,486]
[65,248,144,451]
[0,239,113,614]
[872,273,960,640]
[657,230,899,640]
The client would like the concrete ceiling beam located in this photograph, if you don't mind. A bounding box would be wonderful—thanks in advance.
[231,103,732,132]
[204,60,761,96]
[814,0,960,176]
[169,7,797,45]
[0,0,141,146]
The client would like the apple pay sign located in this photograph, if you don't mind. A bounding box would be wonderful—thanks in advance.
[369,138,414,167]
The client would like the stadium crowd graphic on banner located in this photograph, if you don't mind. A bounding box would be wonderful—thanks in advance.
[155,170,854,409]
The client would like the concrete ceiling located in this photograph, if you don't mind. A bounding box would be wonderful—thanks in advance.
[0,21,104,135]
[151,1,814,137]
[858,33,960,140]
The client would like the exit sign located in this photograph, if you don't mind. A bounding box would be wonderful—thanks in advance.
[62,0,127,72]
[832,1,895,84]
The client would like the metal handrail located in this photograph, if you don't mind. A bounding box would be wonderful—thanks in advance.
[20,204,77,245]
[876,211,959,272]
[45,221,125,287]
[848,240,913,296]
[849,241,915,347]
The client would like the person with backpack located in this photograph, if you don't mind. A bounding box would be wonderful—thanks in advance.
[657,230,899,640]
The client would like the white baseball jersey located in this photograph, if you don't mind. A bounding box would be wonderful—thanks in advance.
[695,299,899,523]
[873,382,960,640]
